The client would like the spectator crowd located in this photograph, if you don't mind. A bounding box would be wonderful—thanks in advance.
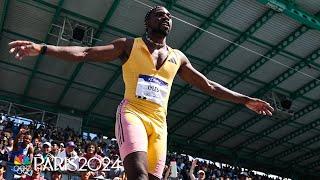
[0,112,287,180]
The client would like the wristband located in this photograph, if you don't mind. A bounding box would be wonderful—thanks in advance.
[40,43,47,55]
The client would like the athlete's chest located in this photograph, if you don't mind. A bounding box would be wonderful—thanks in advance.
[149,48,170,70]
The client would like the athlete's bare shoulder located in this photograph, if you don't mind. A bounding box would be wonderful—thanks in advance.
[110,37,134,52]
[114,37,135,62]
[173,49,190,67]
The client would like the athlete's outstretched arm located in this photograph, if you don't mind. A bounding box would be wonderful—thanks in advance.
[177,51,274,116]
[8,38,128,62]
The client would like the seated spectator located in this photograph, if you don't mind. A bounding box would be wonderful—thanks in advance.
[57,141,77,158]
[33,137,42,155]
[5,137,13,154]
[41,142,51,160]
[96,143,105,157]
[80,142,104,179]
[59,143,64,153]
[50,141,60,157]
[57,141,78,171]
[39,142,54,180]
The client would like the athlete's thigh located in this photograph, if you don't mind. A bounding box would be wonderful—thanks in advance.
[115,106,148,160]
[146,124,167,179]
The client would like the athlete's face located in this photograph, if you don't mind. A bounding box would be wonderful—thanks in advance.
[148,7,172,36]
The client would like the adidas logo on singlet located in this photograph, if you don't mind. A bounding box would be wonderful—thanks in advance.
[168,57,177,65]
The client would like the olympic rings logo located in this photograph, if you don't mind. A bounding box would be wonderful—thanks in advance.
[12,165,33,176]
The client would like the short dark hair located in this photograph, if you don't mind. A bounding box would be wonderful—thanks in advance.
[24,132,32,137]
[51,141,58,146]
[85,142,97,154]
[144,6,164,30]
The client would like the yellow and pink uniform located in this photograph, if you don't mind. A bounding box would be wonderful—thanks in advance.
[115,38,181,178]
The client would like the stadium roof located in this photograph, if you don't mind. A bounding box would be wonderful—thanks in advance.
[0,0,319,178]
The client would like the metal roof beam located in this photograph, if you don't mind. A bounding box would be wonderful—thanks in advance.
[22,0,65,99]
[252,117,320,157]
[178,0,234,52]
[86,68,121,112]
[55,0,121,106]
[172,20,312,138]
[0,0,9,34]
[271,77,320,158]
[164,1,320,70]
[168,10,275,107]
[26,1,318,102]
[257,0,320,31]
[214,75,320,147]
[163,0,177,10]
[290,147,320,166]
[230,49,320,150]
[211,48,320,146]
[31,0,317,70]
[168,10,275,134]
[3,29,41,43]
[274,131,320,160]
[307,158,320,171]
[0,89,115,124]
[234,100,320,151]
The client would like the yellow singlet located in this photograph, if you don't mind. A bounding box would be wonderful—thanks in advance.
[122,37,181,121]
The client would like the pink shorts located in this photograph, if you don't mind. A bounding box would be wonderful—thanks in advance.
[115,100,167,178]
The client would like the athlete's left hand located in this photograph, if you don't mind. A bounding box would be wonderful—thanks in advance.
[245,97,274,116]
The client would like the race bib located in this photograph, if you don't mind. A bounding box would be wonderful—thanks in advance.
[136,75,169,106]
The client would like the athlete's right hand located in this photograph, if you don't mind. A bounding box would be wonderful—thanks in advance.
[8,40,42,60]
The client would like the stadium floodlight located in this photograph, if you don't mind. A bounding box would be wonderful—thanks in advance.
[263,91,294,119]
[48,17,95,46]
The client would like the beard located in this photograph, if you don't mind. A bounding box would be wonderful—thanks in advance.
[151,26,170,36]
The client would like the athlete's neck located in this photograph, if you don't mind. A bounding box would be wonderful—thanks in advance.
[145,32,166,48]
